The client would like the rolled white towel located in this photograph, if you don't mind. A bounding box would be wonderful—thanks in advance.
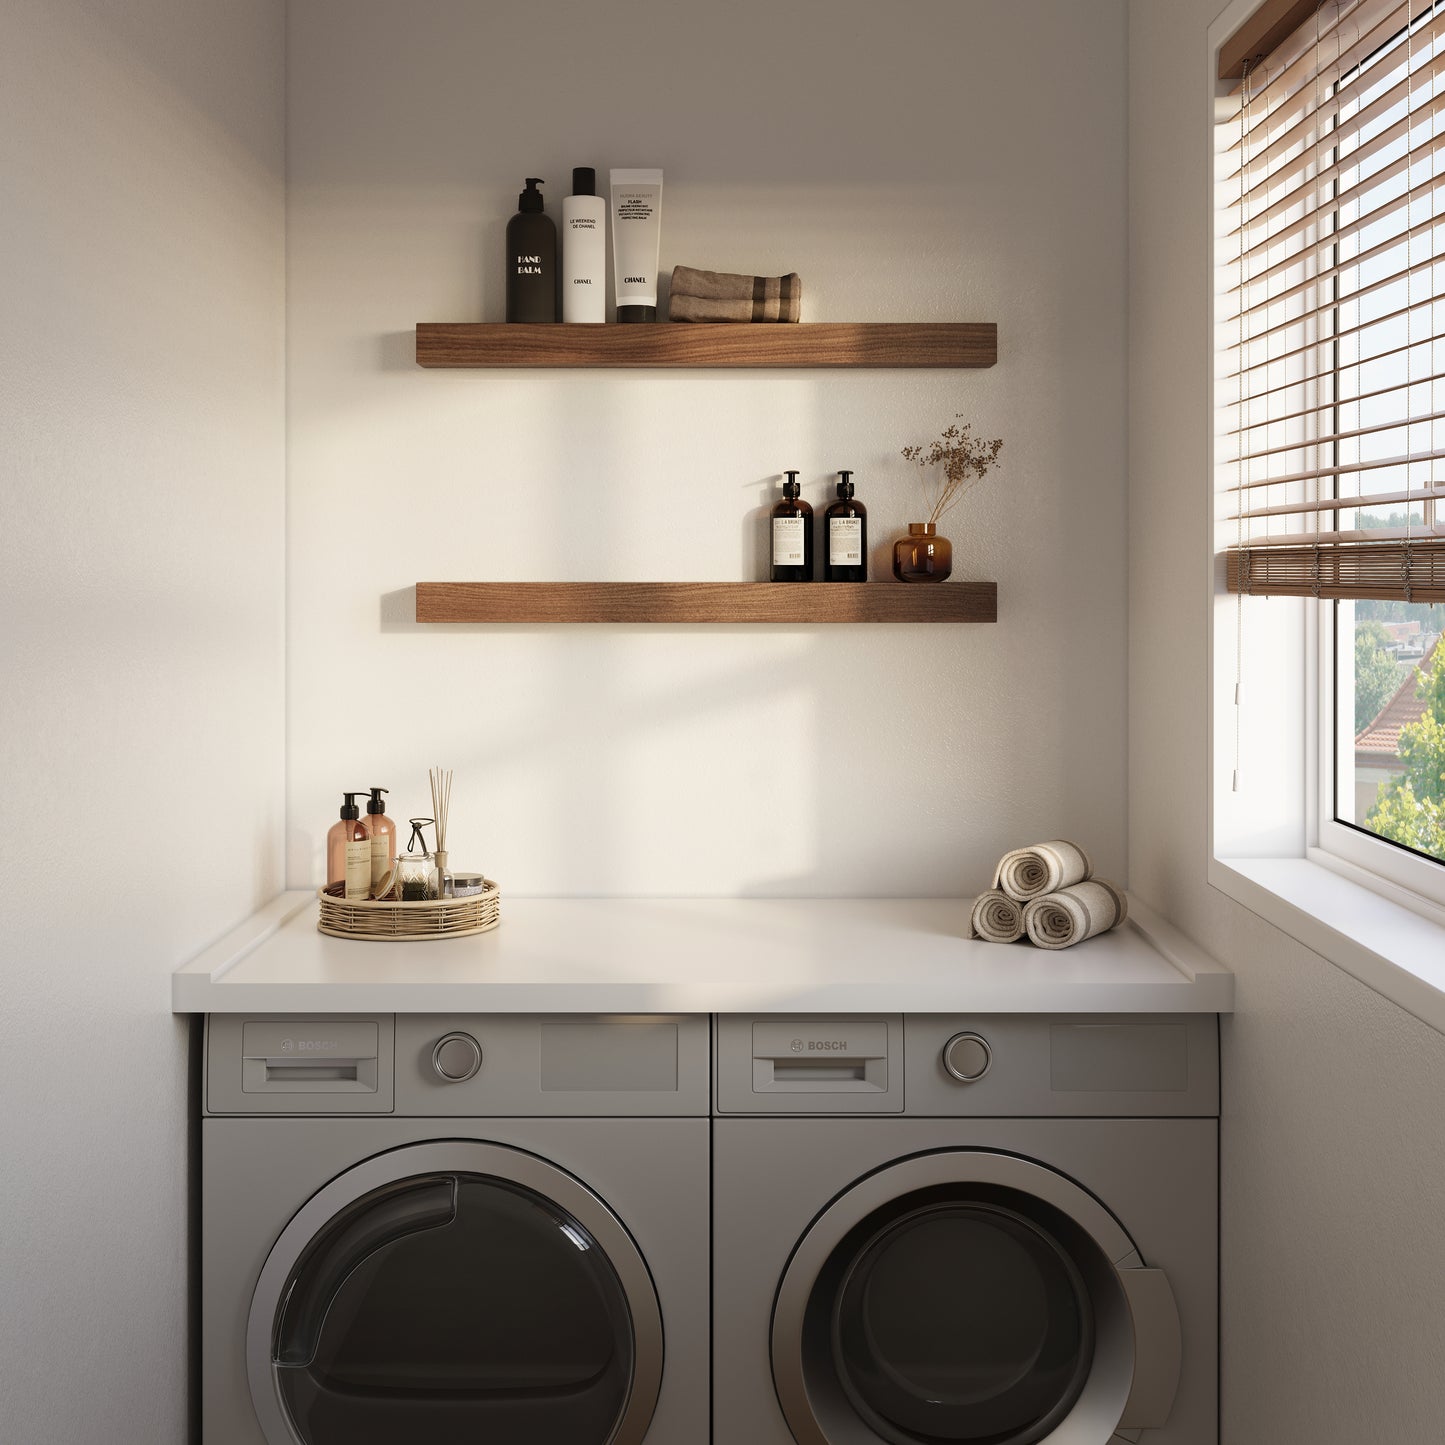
[992,839,1092,902]
[1022,880,1128,950]
[968,890,1024,943]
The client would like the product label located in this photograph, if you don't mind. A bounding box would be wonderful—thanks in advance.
[613,184,659,298]
[615,194,655,223]
[370,829,392,886]
[345,839,371,900]
[773,515,805,567]
[515,254,543,275]
[829,517,863,565]
[563,206,605,322]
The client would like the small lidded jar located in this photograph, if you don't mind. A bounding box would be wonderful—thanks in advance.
[447,872,488,898]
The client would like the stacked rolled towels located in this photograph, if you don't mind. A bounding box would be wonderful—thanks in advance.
[668,265,802,323]
[968,840,1128,950]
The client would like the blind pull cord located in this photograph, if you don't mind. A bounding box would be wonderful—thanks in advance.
[1406,0,1418,604]
[1236,55,1257,793]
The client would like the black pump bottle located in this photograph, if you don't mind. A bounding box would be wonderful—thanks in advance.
[770,470,814,582]
[823,470,868,582]
[507,177,558,323]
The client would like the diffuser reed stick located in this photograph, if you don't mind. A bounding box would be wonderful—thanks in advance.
[429,766,453,897]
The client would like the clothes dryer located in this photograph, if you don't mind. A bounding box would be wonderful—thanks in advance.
[713,1014,1218,1445]
[202,1013,709,1445]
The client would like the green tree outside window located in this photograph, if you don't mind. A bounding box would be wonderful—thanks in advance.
[1367,649,1445,860]
[1354,620,1401,736]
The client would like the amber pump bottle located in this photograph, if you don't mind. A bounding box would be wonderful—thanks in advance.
[365,787,396,896]
[770,470,814,582]
[327,793,371,901]
[824,470,867,582]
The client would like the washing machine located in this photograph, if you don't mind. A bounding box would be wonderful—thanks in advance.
[713,1013,1219,1445]
[202,1013,709,1445]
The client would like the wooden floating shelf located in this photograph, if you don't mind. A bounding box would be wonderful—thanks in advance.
[415,582,997,625]
[415,322,997,369]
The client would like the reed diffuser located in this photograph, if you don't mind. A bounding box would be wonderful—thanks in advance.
[895,415,1004,583]
[429,767,453,898]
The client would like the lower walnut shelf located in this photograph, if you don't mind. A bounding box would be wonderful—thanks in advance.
[415,582,997,624]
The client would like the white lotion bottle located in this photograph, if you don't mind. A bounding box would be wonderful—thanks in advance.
[562,166,606,323]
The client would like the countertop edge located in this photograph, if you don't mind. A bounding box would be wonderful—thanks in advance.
[171,893,1234,1015]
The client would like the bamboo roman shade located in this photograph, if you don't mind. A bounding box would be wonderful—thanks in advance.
[1221,0,1445,600]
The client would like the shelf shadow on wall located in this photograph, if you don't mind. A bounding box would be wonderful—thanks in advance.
[380,331,419,373]
[381,586,421,631]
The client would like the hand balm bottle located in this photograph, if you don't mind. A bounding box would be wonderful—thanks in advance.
[326,793,371,900]
[770,470,813,582]
[506,177,558,323]
[562,167,606,323]
[824,470,868,582]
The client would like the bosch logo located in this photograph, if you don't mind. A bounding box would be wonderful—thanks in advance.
[280,1038,294,1052]
[806,1040,848,1052]
[790,1039,805,1053]
[297,1039,338,1052]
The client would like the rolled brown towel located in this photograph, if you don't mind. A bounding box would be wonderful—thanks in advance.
[991,840,1092,902]
[669,265,802,323]
[1022,880,1128,950]
[968,890,1024,943]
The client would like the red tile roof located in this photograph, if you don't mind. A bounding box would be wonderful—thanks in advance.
[1355,637,1440,761]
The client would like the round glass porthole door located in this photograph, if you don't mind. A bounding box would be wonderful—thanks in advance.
[828,1201,1092,1445]
[772,1151,1174,1445]
[247,1142,663,1445]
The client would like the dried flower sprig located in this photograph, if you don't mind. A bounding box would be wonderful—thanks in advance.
[901,416,1004,526]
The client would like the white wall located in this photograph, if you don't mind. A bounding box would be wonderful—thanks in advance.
[1128,3,1445,1439]
[285,0,1129,897]
[0,1,285,1440]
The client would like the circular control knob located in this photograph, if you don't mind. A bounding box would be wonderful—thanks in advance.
[942,1032,991,1083]
[431,1032,483,1083]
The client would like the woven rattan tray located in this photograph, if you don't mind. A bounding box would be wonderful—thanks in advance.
[317,881,500,941]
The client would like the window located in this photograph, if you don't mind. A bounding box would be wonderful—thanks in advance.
[1216,0,1445,914]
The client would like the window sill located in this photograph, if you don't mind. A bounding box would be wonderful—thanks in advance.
[1209,856,1445,1036]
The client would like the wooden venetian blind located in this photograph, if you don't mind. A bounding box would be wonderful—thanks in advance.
[1220,0,1445,600]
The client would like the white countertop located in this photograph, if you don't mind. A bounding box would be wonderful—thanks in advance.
[172,892,1232,1015]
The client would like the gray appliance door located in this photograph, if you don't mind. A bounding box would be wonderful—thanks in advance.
[246,1140,663,1445]
[771,1150,1181,1445]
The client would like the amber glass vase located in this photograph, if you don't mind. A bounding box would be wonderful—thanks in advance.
[892,522,953,582]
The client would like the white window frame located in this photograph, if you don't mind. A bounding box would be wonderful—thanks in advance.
[1207,0,1445,1037]
[1316,602,1445,916]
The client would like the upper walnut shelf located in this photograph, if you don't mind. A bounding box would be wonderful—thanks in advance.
[414,322,997,369]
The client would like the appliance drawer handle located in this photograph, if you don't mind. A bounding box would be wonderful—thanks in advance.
[1117,1266,1182,1429]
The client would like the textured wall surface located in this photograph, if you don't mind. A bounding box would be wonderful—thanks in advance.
[1128,2,1445,1438]
[285,0,1130,896]
[0,2,286,1440]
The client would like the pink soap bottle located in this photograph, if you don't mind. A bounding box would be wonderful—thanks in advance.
[326,793,370,900]
[365,787,396,896]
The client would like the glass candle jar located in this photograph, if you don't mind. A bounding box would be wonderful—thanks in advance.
[395,853,439,901]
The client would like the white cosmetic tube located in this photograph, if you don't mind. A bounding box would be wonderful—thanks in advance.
[610,168,663,322]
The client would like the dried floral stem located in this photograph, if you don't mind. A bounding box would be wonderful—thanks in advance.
[901,416,1004,526]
